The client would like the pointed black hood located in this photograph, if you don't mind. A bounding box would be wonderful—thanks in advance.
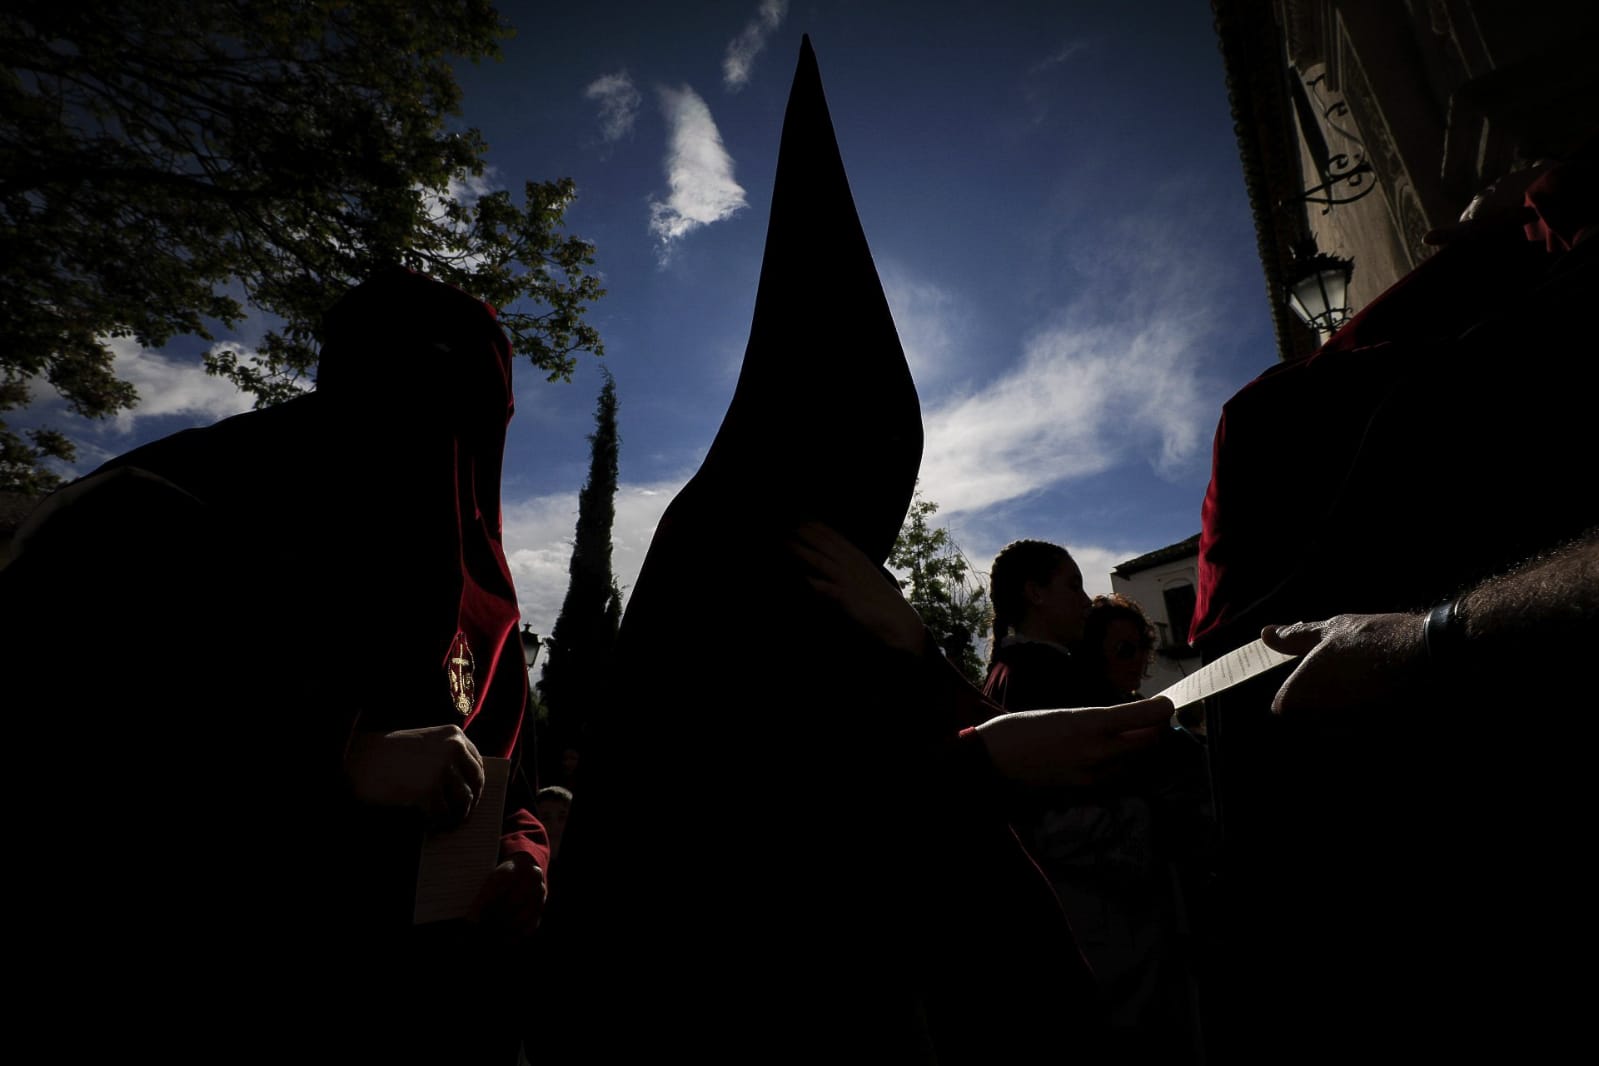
[691,35,922,565]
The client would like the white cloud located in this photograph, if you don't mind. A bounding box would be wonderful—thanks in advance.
[648,85,748,261]
[880,266,970,386]
[501,471,1142,672]
[723,0,789,91]
[410,167,503,273]
[501,476,687,641]
[918,314,1209,518]
[585,71,642,143]
[441,169,495,209]
[913,218,1220,520]
[109,337,256,433]
[1070,544,1141,598]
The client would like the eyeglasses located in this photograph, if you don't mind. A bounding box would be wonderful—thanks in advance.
[1111,639,1152,661]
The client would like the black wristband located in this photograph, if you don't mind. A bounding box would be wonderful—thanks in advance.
[1422,599,1463,665]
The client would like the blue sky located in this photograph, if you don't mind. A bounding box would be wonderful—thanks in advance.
[24,1,1281,640]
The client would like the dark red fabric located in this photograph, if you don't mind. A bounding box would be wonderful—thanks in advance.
[1184,153,1599,1064]
[1523,151,1599,253]
[1191,151,1597,649]
[1191,227,1549,649]
[982,639,1106,712]
[316,266,547,874]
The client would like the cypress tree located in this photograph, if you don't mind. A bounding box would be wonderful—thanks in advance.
[538,368,621,771]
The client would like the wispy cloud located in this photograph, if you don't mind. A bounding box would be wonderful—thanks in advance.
[918,316,1208,517]
[1031,38,1088,75]
[881,266,972,387]
[501,476,688,641]
[648,85,748,262]
[1023,37,1093,125]
[585,70,642,143]
[110,337,256,432]
[723,0,788,91]
[915,229,1219,520]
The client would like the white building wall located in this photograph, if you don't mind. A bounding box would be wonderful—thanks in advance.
[1110,552,1202,696]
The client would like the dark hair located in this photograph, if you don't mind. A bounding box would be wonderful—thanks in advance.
[1081,593,1156,668]
[987,539,1073,664]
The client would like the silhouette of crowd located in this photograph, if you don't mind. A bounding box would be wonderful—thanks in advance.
[2,33,1594,1066]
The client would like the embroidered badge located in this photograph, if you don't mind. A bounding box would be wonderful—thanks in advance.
[447,632,476,717]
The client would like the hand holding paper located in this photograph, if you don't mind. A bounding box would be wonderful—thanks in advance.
[413,756,510,925]
[1156,638,1301,727]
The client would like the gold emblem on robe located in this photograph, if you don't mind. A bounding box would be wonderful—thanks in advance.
[447,632,475,717]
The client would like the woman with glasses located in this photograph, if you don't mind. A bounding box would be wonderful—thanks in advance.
[1083,594,1159,701]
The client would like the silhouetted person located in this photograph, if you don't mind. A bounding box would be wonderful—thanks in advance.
[1,267,548,1064]
[983,539,1101,708]
[538,39,1172,1064]
[1190,141,1598,1063]
[1081,594,1158,701]
[536,785,573,863]
[985,554,1208,1064]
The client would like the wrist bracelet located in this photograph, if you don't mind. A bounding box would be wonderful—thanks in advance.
[1422,599,1463,665]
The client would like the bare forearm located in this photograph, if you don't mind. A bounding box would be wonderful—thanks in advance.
[1454,527,1599,654]
[1267,527,1598,712]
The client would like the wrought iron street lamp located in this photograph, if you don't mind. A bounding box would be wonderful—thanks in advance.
[520,623,544,672]
[1285,243,1354,340]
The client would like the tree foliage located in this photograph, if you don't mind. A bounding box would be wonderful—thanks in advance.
[889,488,991,683]
[538,369,621,760]
[1,0,605,492]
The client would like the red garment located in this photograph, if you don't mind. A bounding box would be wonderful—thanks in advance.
[1523,151,1599,253]
[1191,150,1598,649]
[1184,153,1599,1063]
[1191,223,1555,650]
[316,267,549,881]
[983,638,1104,711]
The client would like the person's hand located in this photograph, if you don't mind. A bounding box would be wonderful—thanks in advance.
[974,696,1174,789]
[344,724,486,830]
[1423,203,1537,246]
[467,851,547,942]
[1424,164,1544,246]
[788,521,926,655]
[1262,613,1425,715]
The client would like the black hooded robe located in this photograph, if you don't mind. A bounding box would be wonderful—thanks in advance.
[539,37,1102,1064]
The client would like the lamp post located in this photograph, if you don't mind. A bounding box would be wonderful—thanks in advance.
[1285,242,1355,341]
[520,623,543,674]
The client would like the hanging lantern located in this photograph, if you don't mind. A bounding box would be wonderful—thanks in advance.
[1285,245,1354,339]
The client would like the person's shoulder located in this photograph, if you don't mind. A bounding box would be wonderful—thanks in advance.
[12,466,209,561]
[984,640,1090,710]
[992,639,1073,671]
[0,468,230,679]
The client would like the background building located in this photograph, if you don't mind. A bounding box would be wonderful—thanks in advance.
[1213,0,1599,358]
[1110,533,1201,694]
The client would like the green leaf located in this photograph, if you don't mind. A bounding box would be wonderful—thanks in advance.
[1,0,605,493]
